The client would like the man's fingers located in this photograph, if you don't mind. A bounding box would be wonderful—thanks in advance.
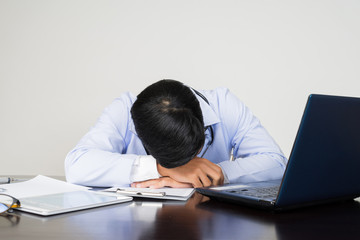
[190,177,204,188]
[189,169,212,188]
[131,179,157,188]
[156,157,225,188]
[132,177,193,189]
[205,165,224,186]
[198,173,212,188]
[166,179,193,188]
[196,161,224,186]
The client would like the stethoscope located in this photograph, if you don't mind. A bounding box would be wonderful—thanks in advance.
[191,88,214,158]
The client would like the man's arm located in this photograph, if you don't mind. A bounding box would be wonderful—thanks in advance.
[131,177,192,188]
[217,89,287,183]
[131,157,224,189]
[157,157,224,188]
[65,93,150,187]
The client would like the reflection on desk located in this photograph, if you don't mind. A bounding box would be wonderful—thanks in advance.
[1,193,360,240]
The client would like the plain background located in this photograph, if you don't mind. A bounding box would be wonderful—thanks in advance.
[1,0,359,176]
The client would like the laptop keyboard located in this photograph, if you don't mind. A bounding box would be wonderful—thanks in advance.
[226,186,279,199]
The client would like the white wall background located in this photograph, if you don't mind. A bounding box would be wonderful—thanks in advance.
[1,0,359,176]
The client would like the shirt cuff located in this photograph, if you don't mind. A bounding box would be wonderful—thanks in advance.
[218,164,230,184]
[130,155,160,183]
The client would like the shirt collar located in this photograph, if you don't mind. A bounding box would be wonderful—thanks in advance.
[129,90,220,135]
[129,118,137,135]
[193,90,220,127]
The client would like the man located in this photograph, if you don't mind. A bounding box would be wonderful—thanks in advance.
[65,79,287,188]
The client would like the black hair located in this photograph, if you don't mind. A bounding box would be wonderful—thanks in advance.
[130,79,205,168]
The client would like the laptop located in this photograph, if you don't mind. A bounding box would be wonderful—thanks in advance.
[196,94,360,211]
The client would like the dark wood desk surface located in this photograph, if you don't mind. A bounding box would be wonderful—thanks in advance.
[1,191,360,240]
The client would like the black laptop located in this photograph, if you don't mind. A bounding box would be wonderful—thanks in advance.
[196,94,360,211]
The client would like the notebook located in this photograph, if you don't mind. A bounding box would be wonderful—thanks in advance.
[196,94,360,211]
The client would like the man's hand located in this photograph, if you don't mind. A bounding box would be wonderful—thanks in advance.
[157,157,224,188]
[131,177,193,189]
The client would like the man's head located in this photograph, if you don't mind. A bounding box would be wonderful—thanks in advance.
[131,79,205,168]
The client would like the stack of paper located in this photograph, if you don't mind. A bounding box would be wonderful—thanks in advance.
[0,175,132,216]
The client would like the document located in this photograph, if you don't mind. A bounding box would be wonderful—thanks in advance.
[0,175,132,216]
[0,175,89,198]
[102,186,195,201]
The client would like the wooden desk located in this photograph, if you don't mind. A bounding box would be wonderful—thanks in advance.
[1,192,360,240]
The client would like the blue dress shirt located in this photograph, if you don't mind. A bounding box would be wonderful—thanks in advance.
[65,87,287,187]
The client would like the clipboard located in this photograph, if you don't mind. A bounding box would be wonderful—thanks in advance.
[102,187,195,201]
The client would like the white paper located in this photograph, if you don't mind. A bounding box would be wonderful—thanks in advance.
[0,175,89,199]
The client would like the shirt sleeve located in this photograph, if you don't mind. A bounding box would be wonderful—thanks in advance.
[130,155,160,182]
[216,89,288,183]
[65,92,158,187]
